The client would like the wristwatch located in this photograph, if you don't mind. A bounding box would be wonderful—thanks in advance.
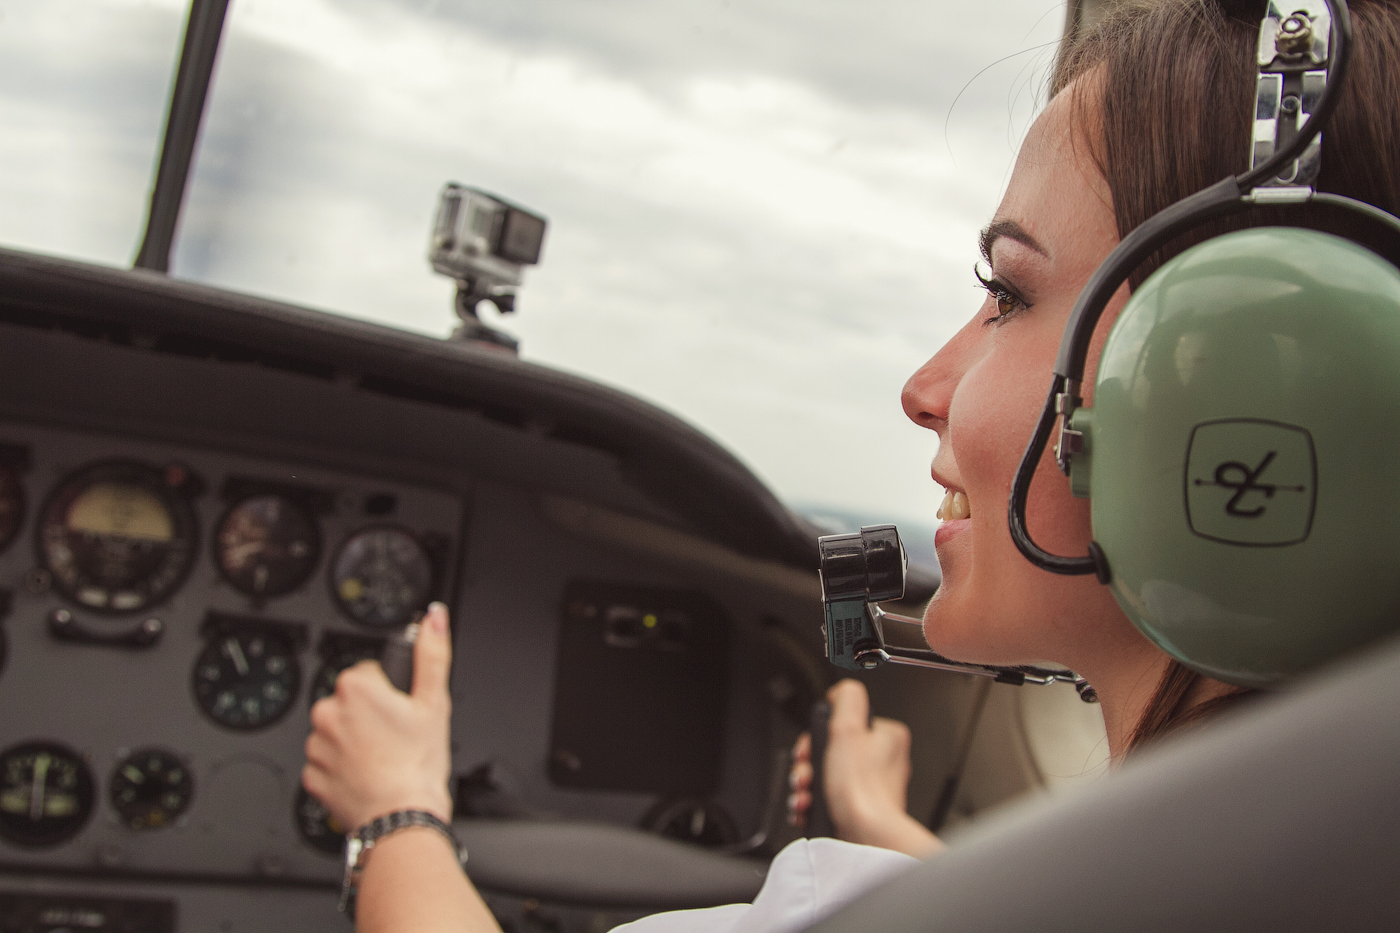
[339,810,467,919]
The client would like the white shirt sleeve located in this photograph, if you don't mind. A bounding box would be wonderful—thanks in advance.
[611,839,920,933]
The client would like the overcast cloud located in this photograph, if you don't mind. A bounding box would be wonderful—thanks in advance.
[0,0,1066,529]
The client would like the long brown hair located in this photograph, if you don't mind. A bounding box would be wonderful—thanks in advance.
[1049,0,1400,750]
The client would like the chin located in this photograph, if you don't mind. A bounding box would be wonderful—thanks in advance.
[920,570,1050,667]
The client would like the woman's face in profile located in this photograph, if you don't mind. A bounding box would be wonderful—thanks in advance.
[902,81,1150,673]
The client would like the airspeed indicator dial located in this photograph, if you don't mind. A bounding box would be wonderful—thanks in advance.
[38,461,197,614]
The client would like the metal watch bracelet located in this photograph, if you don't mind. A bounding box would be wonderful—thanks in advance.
[339,809,467,920]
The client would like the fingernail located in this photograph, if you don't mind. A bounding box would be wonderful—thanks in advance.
[428,602,448,632]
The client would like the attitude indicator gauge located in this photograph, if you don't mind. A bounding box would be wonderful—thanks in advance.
[193,628,301,730]
[38,461,198,614]
[331,527,433,629]
[215,494,321,599]
[0,741,96,848]
[109,749,194,830]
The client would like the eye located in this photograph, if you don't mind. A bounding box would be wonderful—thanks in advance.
[974,262,1030,324]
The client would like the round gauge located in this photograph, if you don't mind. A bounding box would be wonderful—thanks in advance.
[37,461,198,614]
[192,629,301,730]
[109,749,194,830]
[0,741,96,848]
[0,464,25,553]
[294,786,347,856]
[215,494,320,599]
[330,527,433,629]
[310,646,382,704]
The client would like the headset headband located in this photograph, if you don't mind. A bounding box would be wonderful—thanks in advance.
[1006,0,1400,582]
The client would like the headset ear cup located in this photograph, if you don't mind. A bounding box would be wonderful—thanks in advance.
[1087,227,1400,687]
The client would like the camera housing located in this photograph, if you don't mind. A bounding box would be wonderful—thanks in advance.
[429,184,547,350]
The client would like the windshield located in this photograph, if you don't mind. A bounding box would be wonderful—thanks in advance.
[0,0,1064,538]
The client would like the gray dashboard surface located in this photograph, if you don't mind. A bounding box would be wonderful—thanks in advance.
[456,821,767,908]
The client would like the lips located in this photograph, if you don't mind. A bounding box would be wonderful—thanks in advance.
[936,488,970,521]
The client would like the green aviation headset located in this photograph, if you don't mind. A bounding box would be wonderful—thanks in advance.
[1010,0,1400,688]
[819,0,1400,696]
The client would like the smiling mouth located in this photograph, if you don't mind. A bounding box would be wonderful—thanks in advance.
[936,489,970,521]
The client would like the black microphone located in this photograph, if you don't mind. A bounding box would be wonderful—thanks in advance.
[817,525,1095,701]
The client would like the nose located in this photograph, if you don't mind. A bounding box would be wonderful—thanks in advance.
[901,324,976,432]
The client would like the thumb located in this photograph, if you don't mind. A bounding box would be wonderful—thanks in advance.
[827,678,871,735]
[411,601,453,701]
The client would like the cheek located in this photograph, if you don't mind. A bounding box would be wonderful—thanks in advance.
[948,348,1047,502]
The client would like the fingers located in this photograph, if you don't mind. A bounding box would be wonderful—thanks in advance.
[308,695,337,733]
[412,602,453,701]
[871,717,912,754]
[301,762,325,798]
[337,658,391,698]
[787,788,811,827]
[788,733,813,826]
[827,679,871,736]
[792,731,811,764]
[304,731,336,771]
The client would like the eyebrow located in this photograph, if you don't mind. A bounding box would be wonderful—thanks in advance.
[978,220,1049,262]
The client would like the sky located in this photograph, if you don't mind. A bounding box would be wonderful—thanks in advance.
[0,0,1067,531]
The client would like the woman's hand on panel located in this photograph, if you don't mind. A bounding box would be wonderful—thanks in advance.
[302,602,455,832]
[788,679,944,859]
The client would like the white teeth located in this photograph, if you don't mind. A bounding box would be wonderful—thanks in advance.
[936,490,971,521]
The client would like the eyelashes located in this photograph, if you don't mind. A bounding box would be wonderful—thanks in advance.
[974,262,1031,325]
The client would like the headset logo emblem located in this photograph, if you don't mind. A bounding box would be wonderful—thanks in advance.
[1185,419,1316,547]
[1195,451,1308,517]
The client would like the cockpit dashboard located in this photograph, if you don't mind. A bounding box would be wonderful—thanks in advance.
[0,247,1088,932]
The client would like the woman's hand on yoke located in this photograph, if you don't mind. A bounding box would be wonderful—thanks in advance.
[789,679,944,859]
[303,601,455,831]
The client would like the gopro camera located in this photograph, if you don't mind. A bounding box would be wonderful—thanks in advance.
[429,184,547,351]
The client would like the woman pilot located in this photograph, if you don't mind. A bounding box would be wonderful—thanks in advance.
[301,0,1400,929]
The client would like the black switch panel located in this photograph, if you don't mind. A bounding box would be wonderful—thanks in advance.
[547,581,730,796]
[0,893,175,933]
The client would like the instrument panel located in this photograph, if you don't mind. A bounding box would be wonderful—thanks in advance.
[0,420,463,879]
